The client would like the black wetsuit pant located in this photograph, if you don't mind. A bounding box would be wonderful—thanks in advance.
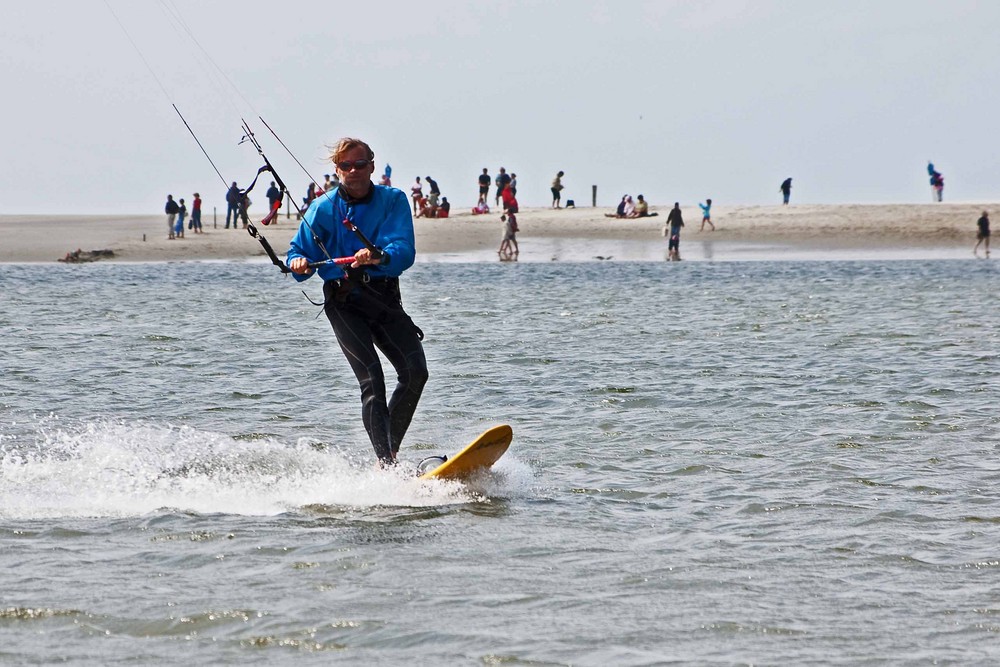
[323,278,427,463]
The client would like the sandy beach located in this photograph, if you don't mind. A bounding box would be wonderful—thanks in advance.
[0,202,992,264]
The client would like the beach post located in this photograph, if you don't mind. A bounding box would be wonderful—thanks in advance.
[213,207,217,229]
[592,185,597,207]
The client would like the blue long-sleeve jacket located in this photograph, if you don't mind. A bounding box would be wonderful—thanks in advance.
[286,184,415,282]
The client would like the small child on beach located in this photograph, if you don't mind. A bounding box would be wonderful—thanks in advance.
[699,198,714,231]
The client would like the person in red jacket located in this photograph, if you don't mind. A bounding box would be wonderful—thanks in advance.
[191,193,203,233]
[501,186,518,213]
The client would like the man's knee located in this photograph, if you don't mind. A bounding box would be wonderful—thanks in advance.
[400,355,428,391]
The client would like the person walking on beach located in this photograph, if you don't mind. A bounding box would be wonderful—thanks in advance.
[975,211,990,258]
[699,198,714,231]
[286,137,426,466]
[498,212,519,260]
[509,173,517,196]
[410,176,423,214]
[495,167,511,207]
[191,193,202,233]
[780,178,792,205]
[666,202,684,261]
[552,171,565,208]
[266,181,282,223]
[478,168,490,203]
[225,182,240,229]
[165,194,179,240]
[175,198,187,239]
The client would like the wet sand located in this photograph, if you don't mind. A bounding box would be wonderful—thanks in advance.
[0,202,991,264]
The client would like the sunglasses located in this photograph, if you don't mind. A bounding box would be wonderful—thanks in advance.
[337,159,372,172]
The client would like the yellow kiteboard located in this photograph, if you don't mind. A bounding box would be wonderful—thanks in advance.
[418,424,513,480]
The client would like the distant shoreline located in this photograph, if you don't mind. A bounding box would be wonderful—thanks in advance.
[0,202,991,264]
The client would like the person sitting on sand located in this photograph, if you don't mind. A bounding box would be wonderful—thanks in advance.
[615,195,628,217]
[622,195,636,218]
[414,194,433,218]
[634,194,649,217]
[438,197,451,218]
[472,196,490,215]
[975,211,990,258]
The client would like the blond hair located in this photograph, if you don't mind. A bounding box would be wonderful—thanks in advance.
[329,137,375,164]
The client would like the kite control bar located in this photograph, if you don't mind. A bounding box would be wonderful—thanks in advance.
[307,256,357,269]
[341,216,383,261]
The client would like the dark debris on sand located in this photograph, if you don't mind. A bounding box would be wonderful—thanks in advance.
[58,249,116,263]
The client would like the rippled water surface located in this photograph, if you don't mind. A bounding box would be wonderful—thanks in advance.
[2,259,999,665]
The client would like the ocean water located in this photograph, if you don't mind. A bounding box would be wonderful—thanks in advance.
[1,258,999,665]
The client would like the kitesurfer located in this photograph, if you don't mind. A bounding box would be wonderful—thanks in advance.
[287,137,427,465]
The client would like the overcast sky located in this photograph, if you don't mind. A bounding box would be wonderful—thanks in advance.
[3,0,998,214]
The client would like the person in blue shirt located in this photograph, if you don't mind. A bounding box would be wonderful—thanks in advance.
[287,137,427,465]
[699,198,714,231]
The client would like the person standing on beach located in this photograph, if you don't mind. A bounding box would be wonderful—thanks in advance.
[175,198,187,239]
[501,182,518,213]
[410,176,423,214]
[780,178,792,205]
[975,211,990,258]
[495,167,511,207]
[191,193,202,234]
[286,137,426,466]
[699,198,714,231]
[425,175,440,210]
[552,171,565,208]
[927,162,945,202]
[666,202,684,261]
[238,192,251,229]
[225,182,240,229]
[266,181,282,223]
[509,173,517,196]
[478,168,491,203]
[165,194,179,240]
